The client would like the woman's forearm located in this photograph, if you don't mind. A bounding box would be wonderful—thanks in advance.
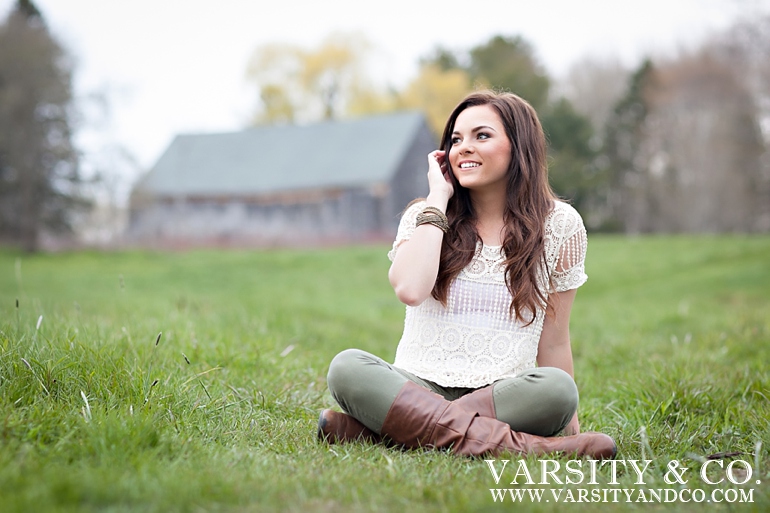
[388,193,449,306]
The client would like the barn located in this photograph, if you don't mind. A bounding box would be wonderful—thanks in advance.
[127,112,434,247]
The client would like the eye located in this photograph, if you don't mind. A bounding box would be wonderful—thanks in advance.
[477,132,490,140]
[451,136,462,145]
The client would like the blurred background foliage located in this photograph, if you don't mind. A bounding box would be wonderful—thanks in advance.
[0,0,89,252]
[244,22,770,235]
[1,0,770,252]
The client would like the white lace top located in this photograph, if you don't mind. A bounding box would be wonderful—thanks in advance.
[387,200,588,388]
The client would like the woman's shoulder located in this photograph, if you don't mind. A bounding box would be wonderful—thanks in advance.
[548,200,583,221]
[403,198,427,215]
[546,200,586,235]
[550,199,580,216]
[398,199,427,227]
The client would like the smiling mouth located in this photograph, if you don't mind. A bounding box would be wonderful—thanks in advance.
[459,162,480,169]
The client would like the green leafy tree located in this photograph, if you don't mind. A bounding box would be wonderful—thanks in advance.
[419,45,463,72]
[421,35,551,111]
[603,59,655,231]
[540,98,600,219]
[468,35,551,111]
[0,0,86,251]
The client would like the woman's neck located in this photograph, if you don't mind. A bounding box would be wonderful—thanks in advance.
[470,188,507,246]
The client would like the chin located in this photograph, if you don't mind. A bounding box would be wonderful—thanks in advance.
[454,176,477,188]
[457,180,482,191]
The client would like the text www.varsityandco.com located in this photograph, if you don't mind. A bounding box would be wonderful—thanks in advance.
[490,487,754,503]
[486,458,759,504]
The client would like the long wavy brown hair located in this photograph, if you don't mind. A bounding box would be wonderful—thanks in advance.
[433,90,557,324]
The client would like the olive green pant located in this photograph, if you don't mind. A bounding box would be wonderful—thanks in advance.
[327,348,578,437]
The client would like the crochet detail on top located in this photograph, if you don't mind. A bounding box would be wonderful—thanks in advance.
[388,200,587,388]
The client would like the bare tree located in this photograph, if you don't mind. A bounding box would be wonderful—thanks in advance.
[606,48,764,234]
[709,13,770,230]
[642,48,764,232]
[561,56,630,145]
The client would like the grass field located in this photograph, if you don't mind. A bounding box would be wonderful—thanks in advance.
[0,236,768,512]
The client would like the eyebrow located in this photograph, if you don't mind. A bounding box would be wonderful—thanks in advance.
[452,125,498,135]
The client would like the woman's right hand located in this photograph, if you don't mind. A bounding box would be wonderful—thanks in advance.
[427,150,454,205]
[388,150,453,306]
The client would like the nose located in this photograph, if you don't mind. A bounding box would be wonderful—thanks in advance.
[457,139,475,154]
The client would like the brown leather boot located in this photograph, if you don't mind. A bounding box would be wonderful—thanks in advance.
[317,409,381,444]
[380,381,616,459]
[453,386,496,417]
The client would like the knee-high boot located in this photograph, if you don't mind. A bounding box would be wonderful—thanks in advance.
[380,381,616,459]
[317,409,381,444]
[453,386,496,417]
[318,385,495,445]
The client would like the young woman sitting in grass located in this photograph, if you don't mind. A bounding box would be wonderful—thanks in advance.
[318,90,616,459]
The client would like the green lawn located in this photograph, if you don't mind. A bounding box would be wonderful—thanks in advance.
[0,236,768,512]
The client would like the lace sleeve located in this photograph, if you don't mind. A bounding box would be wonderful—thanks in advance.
[387,200,426,262]
[549,203,588,292]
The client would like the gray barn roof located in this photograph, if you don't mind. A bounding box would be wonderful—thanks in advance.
[139,111,430,197]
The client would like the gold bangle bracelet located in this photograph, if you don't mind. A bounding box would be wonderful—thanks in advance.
[421,206,446,218]
[416,212,449,233]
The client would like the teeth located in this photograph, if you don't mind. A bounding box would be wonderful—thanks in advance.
[460,162,480,169]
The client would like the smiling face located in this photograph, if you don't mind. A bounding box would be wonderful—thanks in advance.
[448,104,512,194]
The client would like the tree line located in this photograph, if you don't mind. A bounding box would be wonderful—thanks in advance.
[248,21,770,233]
[1,1,768,253]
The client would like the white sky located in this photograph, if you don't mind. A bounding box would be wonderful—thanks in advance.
[1,0,768,188]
